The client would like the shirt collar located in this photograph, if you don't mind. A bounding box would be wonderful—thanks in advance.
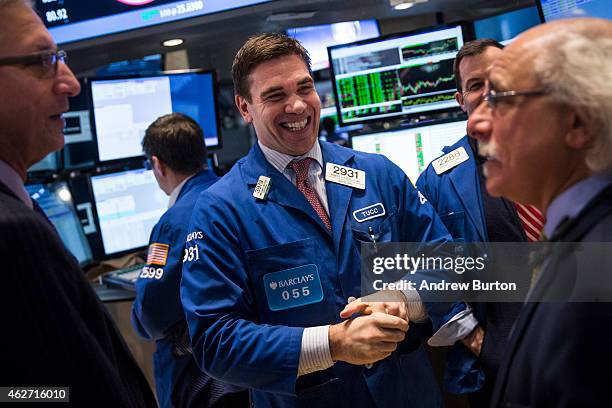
[0,160,32,208]
[168,174,193,208]
[258,140,323,172]
[544,171,612,238]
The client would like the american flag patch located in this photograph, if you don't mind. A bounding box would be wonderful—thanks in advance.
[147,243,169,266]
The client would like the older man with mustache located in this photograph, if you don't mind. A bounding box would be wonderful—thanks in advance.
[468,17,612,407]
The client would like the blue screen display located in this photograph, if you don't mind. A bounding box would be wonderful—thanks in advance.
[90,70,219,162]
[26,181,93,265]
[287,20,380,71]
[474,6,542,44]
[540,0,612,22]
[36,0,272,44]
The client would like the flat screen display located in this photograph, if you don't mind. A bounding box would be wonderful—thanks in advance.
[329,25,464,125]
[538,0,612,22]
[28,152,60,173]
[287,20,380,72]
[474,6,542,44]
[26,181,93,265]
[90,168,167,256]
[351,119,467,184]
[90,70,220,163]
[36,0,272,44]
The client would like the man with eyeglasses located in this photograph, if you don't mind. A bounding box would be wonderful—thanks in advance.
[468,18,612,407]
[416,39,543,407]
[0,1,156,406]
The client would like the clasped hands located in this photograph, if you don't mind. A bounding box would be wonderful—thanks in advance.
[329,290,409,365]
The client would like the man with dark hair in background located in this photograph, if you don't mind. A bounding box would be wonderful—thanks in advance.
[416,39,544,407]
[180,32,453,408]
[132,113,247,407]
[0,1,156,405]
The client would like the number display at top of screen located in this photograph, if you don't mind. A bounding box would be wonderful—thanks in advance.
[36,0,272,44]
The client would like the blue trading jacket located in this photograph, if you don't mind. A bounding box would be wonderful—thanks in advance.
[181,141,452,408]
[132,169,228,408]
[416,135,487,394]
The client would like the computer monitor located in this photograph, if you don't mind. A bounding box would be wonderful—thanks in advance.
[537,0,612,22]
[90,70,221,163]
[474,6,542,45]
[25,181,93,265]
[63,79,97,169]
[287,20,380,72]
[90,167,167,257]
[351,119,467,184]
[328,25,465,126]
[27,152,60,173]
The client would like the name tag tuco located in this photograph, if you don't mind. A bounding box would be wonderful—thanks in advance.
[263,264,324,311]
[325,163,365,189]
[353,203,386,223]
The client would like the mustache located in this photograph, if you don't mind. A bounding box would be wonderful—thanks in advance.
[478,140,498,159]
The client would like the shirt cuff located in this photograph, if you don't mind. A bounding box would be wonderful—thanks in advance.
[427,308,479,347]
[400,288,429,322]
[297,325,334,377]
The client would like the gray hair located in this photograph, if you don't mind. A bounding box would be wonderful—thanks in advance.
[532,22,612,172]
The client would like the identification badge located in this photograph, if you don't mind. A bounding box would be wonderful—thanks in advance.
[325,163,365,190]
[353,203,386,223]
[253,176,272,200]
[263,264,324,311]
[432,147,469,175]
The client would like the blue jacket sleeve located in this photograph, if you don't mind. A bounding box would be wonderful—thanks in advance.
[131,219,186,340]
[180,193,304,395]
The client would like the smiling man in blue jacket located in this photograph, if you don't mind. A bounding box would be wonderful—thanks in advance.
[180,33,453,408]
[132,113,247,408]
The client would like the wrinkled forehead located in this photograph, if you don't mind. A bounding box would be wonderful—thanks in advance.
[0,4,55,56]
[487,42,538,90]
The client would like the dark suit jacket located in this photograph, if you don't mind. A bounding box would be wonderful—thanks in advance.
[0,181,157,407]
[491,183,612,407]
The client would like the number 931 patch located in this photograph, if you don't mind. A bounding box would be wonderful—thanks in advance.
[263,264,324,311]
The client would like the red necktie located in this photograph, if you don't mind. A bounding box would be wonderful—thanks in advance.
[515,203,545,242]
[289,158,332,231]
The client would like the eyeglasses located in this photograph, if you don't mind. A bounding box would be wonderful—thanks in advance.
[0,49,67,78]
[483,88,547,110]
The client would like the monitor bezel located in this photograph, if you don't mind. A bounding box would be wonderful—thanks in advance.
[88,68,222,167]
[327,23,467,127]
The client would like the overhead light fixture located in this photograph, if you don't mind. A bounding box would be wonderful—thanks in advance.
[389,0,428,10]
[162,38,184,47]
[394,2,414,9]
[266,11,316,22]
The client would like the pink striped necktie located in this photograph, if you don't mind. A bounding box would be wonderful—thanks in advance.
[288,158,332,231]
[515,203,545,242]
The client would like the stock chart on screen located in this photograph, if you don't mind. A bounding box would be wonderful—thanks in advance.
[329,25,464,125]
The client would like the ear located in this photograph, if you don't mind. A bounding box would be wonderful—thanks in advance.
[151,155,167,177]
[235,95,253,123]
[565,110,594,150]
[455,91,467,113]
